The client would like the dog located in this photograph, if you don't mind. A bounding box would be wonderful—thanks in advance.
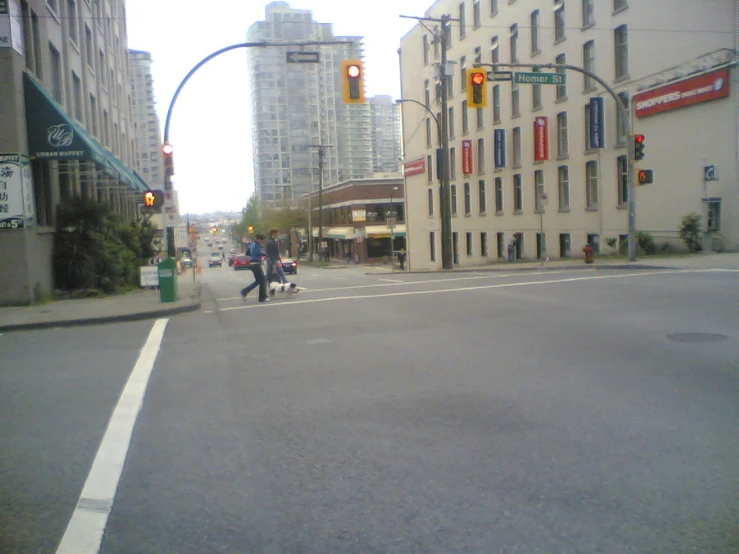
[268,281,306,298]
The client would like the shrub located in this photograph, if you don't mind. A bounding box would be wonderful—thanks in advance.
[679,213,703,252]
[605,237,617,253]
[636,231,657,255]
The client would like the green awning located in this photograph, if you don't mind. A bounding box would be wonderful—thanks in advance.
[23,72,148,192]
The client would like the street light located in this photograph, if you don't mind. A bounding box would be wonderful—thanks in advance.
[389,186,399,269]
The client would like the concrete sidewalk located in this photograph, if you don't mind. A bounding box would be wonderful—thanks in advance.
[0,271,201,333]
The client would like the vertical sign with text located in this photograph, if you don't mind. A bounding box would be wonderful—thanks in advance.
[462,140,473,175]
[588,97,605,148]
[494,129,506,168]
[0,153,35,229]
[534,116,549,161]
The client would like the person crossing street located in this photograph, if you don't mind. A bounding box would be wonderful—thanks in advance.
[240,234,269,303]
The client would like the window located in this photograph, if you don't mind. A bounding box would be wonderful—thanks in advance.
[85,24,93,67]
[555,53,567,100]
[495,177,503,212]
[509,24,518,63]
[47,0,57,12]
[450,147,456,179]
[513,174,522,211]
[430,232,436,262]
[464,182,471,214]
[584,103,593,150]
[614,25,628,79]
[448,106,455,138]
[423,35,429,65]
[89,93,97,135]
[425,80,431,107]
[491,36,499,65]
[558,165,570,209]
[497,232,505,258]
[479,180,487,212]
[428,188,434,216]
[426,118,432,147]
[72,72,83,121]
[707,201,721,231]
[585,160,598,207]
[554,0,566,42]
[557,112,569,157]
[462,101,469,134]
[67,0,78,44]
[427,154,433,182]
[49,43,63,103]
[617,155,628,205]
[582,0,594,27]
[530,10,540,54]
[534,169,544,211]
[493,85,501,123]
[512,127,521,167]
[532,67,542,109]
[460,56,467,91]
[451,184,458,215]
[613,0,628,12]
[511,81,520,117]
[444,18,452,49]
[466,232,473,256]
[474,46,482,64]
[31,10,42,77]
[481,232,488,256]
[103,109,109,146]
[447,71,454,98]
[583,40,595,90]
[477,139,485,174]
[99,49,106,85]
[459,2,466,37]
[616,92,629,144]
[490,0,498,16]
[433,25,439,58]
[473,0,481,27]
[476,107,484,129]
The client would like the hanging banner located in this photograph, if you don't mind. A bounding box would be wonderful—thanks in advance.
[403,158,425,177]
[634,69,729,118]
[494,129,505,168]
[588,97,605,148]
[533,116,549,161]
[0,153,36,230]
[461,140,472,174]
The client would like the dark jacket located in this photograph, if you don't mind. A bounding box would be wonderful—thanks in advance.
[265,238,280,262]
[249,241,266,263]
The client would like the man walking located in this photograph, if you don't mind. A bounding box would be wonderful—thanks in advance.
[241,234,269,303]
[265,228,288,284]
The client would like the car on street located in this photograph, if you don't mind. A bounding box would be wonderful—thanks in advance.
[230,248,237,254]
[281,257,298,275]
[209,253,222,268]
[181,256,193,268]
[232,255,251,270]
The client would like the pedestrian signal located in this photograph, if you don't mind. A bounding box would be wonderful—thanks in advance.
[341,60,365,104]
[467,69,488,108]
[637,169,654,185]
[143,190,164,209]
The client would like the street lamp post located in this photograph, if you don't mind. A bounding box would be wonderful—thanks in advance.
[389,186,398,270]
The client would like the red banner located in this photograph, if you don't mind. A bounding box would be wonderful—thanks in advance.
[534,116,548,161]
[634,69,729,118]
[404,158,425,177]
[462,140,472,174]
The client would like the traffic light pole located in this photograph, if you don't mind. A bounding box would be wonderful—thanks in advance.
[438,15,454,270]
[308,144,332,262]
[476,61,637,262]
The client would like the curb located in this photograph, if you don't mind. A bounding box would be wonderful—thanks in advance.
[364,263,668,276]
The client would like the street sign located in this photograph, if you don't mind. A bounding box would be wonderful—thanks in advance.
[488,71,512,82]
[286,51,320,63]
[704,165,718,181]
[514,72,566,85]
[702,197,721,203]
[386,217,397,229]
[538,192,549,206]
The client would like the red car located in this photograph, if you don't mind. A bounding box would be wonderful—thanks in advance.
[232,255,251,270]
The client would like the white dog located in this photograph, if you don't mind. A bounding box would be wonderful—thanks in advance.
[268,281,306,298]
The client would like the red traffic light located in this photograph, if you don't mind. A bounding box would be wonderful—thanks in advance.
[635,134,645,144]
[470,72,485,86]
[162,142,174,156]
[346,64,361,78]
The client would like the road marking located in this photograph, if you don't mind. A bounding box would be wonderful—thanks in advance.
[55,318,169,554]
[214,270,573,302]
[220,269,721,312]
[379,278,404,283]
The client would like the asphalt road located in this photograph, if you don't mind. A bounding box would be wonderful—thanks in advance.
[2,261,738,553]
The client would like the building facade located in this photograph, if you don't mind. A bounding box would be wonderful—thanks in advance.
[399,0,739,270]
[246,1,372,208]
[129,50,163,188]
[368,95,402,173]
[0,0,146,304]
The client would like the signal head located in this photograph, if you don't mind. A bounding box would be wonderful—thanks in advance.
[347,64,361,78]
[162,143,174,156]
[470,72,485,86]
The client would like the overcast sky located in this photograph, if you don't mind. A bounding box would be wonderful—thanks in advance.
[125,0,433,215]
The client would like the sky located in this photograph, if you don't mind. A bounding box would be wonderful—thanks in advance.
[125,0,434,215]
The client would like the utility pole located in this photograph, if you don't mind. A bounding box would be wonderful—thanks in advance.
[309,144,332,261]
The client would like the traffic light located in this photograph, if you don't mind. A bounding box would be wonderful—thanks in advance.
[467,69,488,108]
[341,60,365,104]
[143,190,164,209]
[637,169,654,185]
[162,142,174,177]
[633,134,645,161]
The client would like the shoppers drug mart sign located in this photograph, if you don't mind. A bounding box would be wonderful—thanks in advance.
[634,69,729,118]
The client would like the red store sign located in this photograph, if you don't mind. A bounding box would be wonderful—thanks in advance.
[634,69,730,118]
[462,140,473,175]
[404,158,425,177]
[533,116,549,161]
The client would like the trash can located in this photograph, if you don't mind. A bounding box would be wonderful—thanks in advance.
[158,257,178,302]
[583,244,595,264]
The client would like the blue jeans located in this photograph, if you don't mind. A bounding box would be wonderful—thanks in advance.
[267,258,288,283]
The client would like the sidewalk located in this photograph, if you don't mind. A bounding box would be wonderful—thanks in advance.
[0,271,201,333]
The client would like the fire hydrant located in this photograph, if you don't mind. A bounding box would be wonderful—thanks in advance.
[583,244,595,264]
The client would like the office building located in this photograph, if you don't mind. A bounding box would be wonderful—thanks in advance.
[368,95,402,174]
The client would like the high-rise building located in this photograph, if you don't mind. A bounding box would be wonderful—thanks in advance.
[368,96,402,174]
[0,0,145,304]
[246,1,373,208]
[129,50,164,188]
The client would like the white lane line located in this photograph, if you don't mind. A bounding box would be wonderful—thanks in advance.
[379,278,404,283]
[55,318,169,554]
[214,270,574,302]
[220,269,718,312]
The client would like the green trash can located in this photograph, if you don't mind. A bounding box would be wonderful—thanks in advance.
[158,258,178,302]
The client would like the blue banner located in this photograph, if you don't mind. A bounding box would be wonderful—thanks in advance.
[494,129,506,168]
[588,97,605,149]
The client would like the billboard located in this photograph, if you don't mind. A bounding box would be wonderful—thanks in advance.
[634,69,729,118]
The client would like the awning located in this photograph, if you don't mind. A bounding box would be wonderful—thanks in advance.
[326,227,355,239]
[23,72,148,192]
[365,224,406,238]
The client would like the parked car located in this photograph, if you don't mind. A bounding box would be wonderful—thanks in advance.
[232,255,251,270]
[281,257,298,275]
[209,253,222,268]
[181,256,193,268]
[230,248,237,254]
